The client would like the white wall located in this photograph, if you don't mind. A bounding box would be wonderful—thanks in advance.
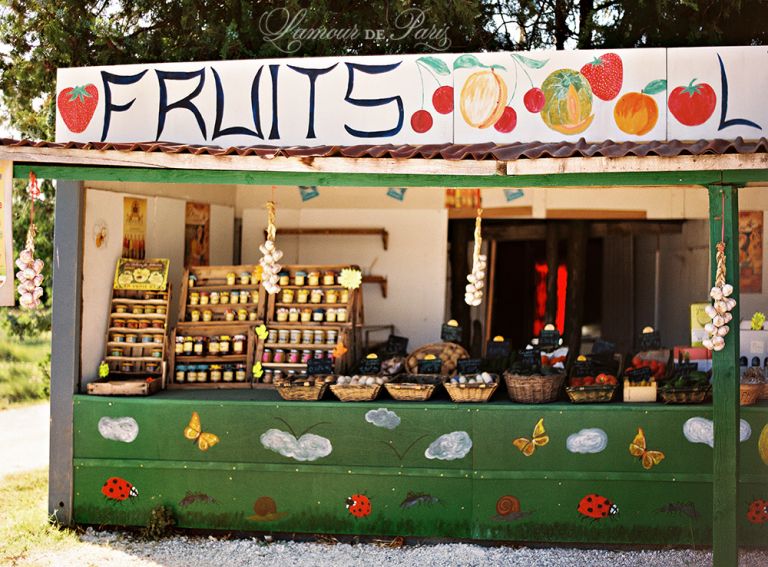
[80,188,234,382]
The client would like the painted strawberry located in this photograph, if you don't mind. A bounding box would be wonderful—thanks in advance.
[580,53,623,101]
[57,84,98,133]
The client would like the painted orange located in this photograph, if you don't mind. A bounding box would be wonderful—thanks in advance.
[613,92,658,136]
[460,70,508,129]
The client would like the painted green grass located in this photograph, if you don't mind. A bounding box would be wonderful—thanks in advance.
[0,468,80,564]
[0,328,50,409]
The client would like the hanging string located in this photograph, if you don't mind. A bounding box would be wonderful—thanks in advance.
[472,208,483,267]
[27,171,40,218]
[715,190,727,287]
[266,201,277,241]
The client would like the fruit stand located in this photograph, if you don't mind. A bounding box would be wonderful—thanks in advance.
[1,46,768,566]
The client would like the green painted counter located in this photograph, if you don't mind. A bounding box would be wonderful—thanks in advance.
[72,391,768,545]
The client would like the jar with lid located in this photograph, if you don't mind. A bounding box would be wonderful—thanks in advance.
[274,349,286,363]
[326,289,339,304]
[224,309,236,322]
[221,291,230,304]
[210,291,220,305]
[230,290,240,304]
[208,338,220,355]
[188,273,197,288]
[202,309,213,322]
[276,308,289,322]
[193,337,207,356]
[301,308,312,322]
[267,329,278,343]
[249,311,258,321]
[110,346,124,357]
[183,336,194,355]
[200,292,210,305]
[237,308,248,321]
[314,330,325,344]
[262,369,274,384]
[326,330,338,344]
[294,271,306,286]
[144,305,156,314]
[112,332,126,343]
[175,365,187,383]
[156,305,167,315]
[262,349,273,363]
[151,347,163,358]
[290,329,302,344]
[127,319,140,329]
[239,290,250,304]
[302,329,313,344]
[308,271,321,286]
[132,305,144,315]
[186,366,197,383]
[313,349,326,359]
[337,308,348,322]
[296,289,310,303]
[326,308,337,322]
[288,307,300,322]
[277,329,290,343]
[125,333,139,343]
[120,360,134,373]
[114,304,128,314]
[151,319,164,329]
[310,289,324,304]
[219,335,232,354]
[288,349,300,363]
[153,334,163,344]
[340,289,350,303]
[233,334,246,354]
[113,318,127,328]
[197,365,209,382]
[222,365,234,382]
[210,364,222,382]
[301,349,312,363]
[235,363,247,382]
[239,271,250,285]
[282,289,295,304]
[141,334,154,344]
[226,272,237,286]
[273,369,284,383]
[190,309,201,322]
[138,319,151,329]
[145,360,160,373]
[312,308,325,322]
[323,271,336,285]
[279,271,290,286]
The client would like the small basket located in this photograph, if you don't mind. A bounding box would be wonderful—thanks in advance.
[444,379,499,403]
[330,383,382,402]
[740,383,763,406]
[503,372,565,404]
[275,378,331,401]
[566,385,617,404]
[659,386,711,404]
[384,375,444,401]
[760,382,768,401]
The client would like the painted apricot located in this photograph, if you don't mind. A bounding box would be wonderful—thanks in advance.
[759,424,768,466]
[540,69,594,135]
[460,69,508,129]
[614,92,659,135]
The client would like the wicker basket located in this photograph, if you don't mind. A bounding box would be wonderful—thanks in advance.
[760,382,768,401]
[740,383,763,406]
[330,383,382,402]
[275,379,331,401]
[444,380,498,403]
[504,372,565,404]
[565,385,616,403]
[405,342,469,375]
[384,375,444,401]
[659,386,711,404]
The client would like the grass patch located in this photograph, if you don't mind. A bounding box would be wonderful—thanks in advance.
[0,468,79,564]
[0,328,51,409]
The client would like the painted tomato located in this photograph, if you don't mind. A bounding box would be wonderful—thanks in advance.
[540,69,594,135]
[614,92,658,135]
[577,494,618,520]
[101,477,138,502]
[668,79,717,126]
[346,494,371,518]
[580,53,623,101]
[57,84,99,133]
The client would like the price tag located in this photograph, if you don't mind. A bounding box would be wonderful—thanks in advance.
[572,359,593,377]
[639,330,661,351]
[457,358,482,374]
[441,323,463,343]
[591,339,616,355]
[625,366,652,382]
[674,362,699,376]
[306,358,333,376]
[385,335,409,356]
[418,358,443,374]
[486,340,511,359]
[539,329,561,349]
[358,357,382,374]
[520,347,542,371]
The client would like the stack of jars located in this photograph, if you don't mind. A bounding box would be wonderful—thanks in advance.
[174,363,248,383]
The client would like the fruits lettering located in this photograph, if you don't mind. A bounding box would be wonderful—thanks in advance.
[540,69,594,135]
[580,53,623,101]
[57,84,99,133]
[668,79,717,126]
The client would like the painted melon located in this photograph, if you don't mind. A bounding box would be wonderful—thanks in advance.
[540,69,594,135]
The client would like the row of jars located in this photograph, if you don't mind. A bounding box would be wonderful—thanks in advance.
[175,363,248,383]
[267,328,337,345]
[111,332,163,344]
[113,318,164,330]
[263,369,308,384]
[189,290,257,305]
[262,348,334,364]
[280,288,348,304]
[113,304,168,315]
[109,345,163,358]
[188,271,257,288]
[280,270,339,287]
[275,307,347,323]
[176,335,247,356]
[110,360,161,374]
[188,308,258,323]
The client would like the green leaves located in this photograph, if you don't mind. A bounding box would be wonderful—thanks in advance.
[453,54,505,71]
[642,79,667,95]
[417,56,450,76]
[511,53,549,69]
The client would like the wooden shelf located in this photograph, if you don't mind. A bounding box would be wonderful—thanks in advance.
[105,356,164,362]
[108,326,165,334]
[188,284,261,292]
[175,354,248,363]
[362,275,388,298]
[186,302,259,309]
[272,227,389,250]
[177,320,258,329]
[262,362,308,369]
[110,312,167,319]
[113,298,168,305]
[168,381,252,389]
[107,341,163,348]
[275,302,350,308]
[263,343,337,350]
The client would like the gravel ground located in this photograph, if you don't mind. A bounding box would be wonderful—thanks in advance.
[20,528,768,567]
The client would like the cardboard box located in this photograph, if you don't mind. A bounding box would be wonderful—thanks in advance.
[690,303,711,347]
[673,345,712,372]
[740,329,768,363]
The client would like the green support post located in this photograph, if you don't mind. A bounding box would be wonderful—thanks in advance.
[708,185,741,567]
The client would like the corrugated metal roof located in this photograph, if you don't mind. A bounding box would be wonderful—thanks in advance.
[2,137,767,161]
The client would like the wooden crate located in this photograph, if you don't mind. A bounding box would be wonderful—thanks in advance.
[259,325,351,383]
[180,265,265,323]
[87,376,162,396]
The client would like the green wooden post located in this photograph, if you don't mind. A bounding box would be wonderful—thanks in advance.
[708,185,740,567]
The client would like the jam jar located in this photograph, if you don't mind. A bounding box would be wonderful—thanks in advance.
[237,308,248,321]
[222,365,234,382]
[208,338,220,356]
[110,346,124,357]
[326,308,337,322]
[193,337,206,356]
[175,365,187,383]
[183,336,194,355]
[288,349,300,363]
[279,272,290,286]
[310,289,323,304]
[224,309,236,322]
[202,309,213,322]
[276,308,289,322]
[294,271,306,286]
[125,333,139,344]
[290,329,302,344]
[282,289,295,304]
[337,308,348,322]
[145,360,160,373]
[113,304,128,314]
[340,289,350,303]
[308,271,320,286]
[326,289,339,304]
[296,289,310,303]
[233,335,246,355]
[248,311,258,321]
[312,309,325,322]
[262,349,273,363]
[267,329,278,343]
[235,363,247,382]
[273,349,286,363]
[210,364,223,382]
[323,271,336,285]
[226,272,237,285]
[230,291,240,304]
[190,309,201,322]
[188,274,197,288]
[210,291,220,305]
[301,308,312,322]
[151,319,164,329]
[219,335,231,354]
[239,271,250,285]
[151,347,163,358]
[111,332,126,343]
[199,291,209,305]
[288,308,300,322]
[113,318,127,328]
[239,290,250,304]
[220,291,230,305]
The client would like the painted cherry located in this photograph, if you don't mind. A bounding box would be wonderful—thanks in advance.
[523,88,546,113]
[432,86,454,114]
[494,106,517,133]
[411,109,433,133]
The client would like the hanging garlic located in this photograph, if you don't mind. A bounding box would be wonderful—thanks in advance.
[259,201,283,295]
[464,209,486,307]
[16,223,44,309]
[702,241,736,352]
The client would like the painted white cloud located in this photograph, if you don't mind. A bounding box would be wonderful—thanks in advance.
[260,429,332,462]
[97,416,139,443]
[566,428,608,454]
[425,431,472,461]
[683,417,751,448]
[365,408,401,430]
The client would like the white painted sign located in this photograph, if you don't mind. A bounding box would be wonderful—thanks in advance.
[55,47,767,146]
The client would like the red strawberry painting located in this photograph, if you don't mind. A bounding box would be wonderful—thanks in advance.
[57,84,98,133]
[580,53,623,101]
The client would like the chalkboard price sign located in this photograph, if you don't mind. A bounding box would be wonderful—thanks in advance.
[625,366,653,382]
[358,357,382,375]
[520,347,542,371]
[591,339,616,355]
[572,359,593,377]
[457,358,482,374]
[306,358,334,376]
[441,323,463,343]
[674,362,699,376]
[385,335,409,356]
[639,330,661,351]
[418,358,443,374]
[539,329,561,349]
[486,340,511,360]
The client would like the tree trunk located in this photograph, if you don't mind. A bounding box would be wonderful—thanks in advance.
[555,0,568,49]
[577,0,594,48]
[449,219,473,349]
[564,221,588,372]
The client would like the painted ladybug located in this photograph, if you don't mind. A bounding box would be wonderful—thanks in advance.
[746,499,768,524]
[345,493,371,518]
[577,493,618,520]
[101,477,138,502]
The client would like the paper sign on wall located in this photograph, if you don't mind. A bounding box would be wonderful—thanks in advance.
[122,197,146,259]
[113,258,169,290]
[185,202,210,267]
[739,211,763,293]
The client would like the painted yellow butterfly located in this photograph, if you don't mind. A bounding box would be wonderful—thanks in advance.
[629,427,665,470]
[183,411,220,452]
[513,418,549,457]
[255,324,268,340]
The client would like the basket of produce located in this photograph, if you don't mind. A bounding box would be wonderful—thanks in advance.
[504,371,565,403]
[405,342,469,375]
[659,368,711,404]
[740,367,765,406]
[565,354,619,403]
[566,384,617,403]
[330,375,387,402]
[275,376,334,401]
[384,374,445,401]
[444,372,498,403]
